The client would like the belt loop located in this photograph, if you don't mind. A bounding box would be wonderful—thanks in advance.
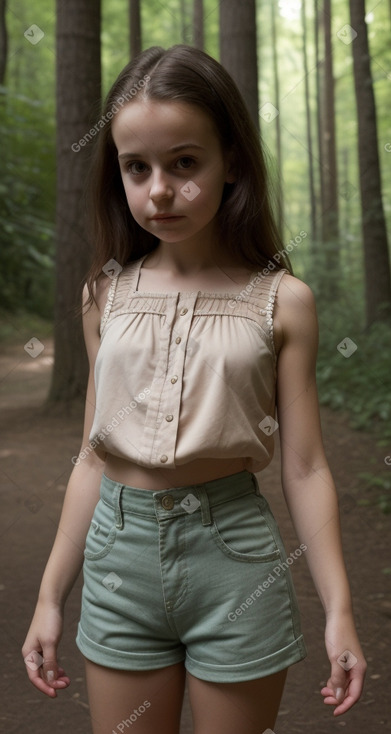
[113,484,124,529]
[198,487,212,526]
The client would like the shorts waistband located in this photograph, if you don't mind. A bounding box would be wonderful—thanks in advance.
[100,470,260,529]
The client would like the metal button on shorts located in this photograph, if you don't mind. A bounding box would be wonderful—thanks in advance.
[161,494,175,510]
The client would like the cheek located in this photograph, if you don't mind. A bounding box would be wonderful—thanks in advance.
[189,179,225,218]
[122,181,144,215]
[194,168,227,204]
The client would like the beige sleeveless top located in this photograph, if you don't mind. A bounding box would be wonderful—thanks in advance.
[89,255,288,472]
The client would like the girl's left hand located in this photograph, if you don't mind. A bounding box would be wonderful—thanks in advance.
[321,614,367,716]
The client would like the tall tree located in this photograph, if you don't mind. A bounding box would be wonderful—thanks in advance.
[321,0,339,295]
[219,0,259,132]
[0,0,7,85]
[271,0,283,235]
[302,0,317,243]
[180,0,187,42]
[314,0,325,250]
[130,0,142,59]
[49,0,101,405]
[193,0,204,50]
[349,0,391,325]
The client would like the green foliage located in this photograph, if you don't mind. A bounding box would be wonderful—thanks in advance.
[314,271,391,515]
[315,290,391,442]
[357,473,391,515]
[0,86,55,316]
[259,0,391,247]
[0,308,52,344]
[0,1,55,317]
[101,0,220,95]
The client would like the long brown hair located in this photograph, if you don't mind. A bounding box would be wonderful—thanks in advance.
[84,44,291,303]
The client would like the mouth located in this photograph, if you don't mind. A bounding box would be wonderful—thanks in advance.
[150,214,184,222]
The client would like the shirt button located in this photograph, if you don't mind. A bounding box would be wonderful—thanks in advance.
[161,494,175,510]
[160,454,168,463]
[175,336,181,344]
[165,414,173,422]
[180,307,188,315]
[171,376,178,384]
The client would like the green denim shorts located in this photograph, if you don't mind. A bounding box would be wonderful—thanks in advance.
[76,470,307,682]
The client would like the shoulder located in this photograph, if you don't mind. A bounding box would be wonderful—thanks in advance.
[82,275,112,318]
[81,275,112,349]
[273,272,318,355]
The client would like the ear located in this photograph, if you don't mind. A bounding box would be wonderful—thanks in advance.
[225,148,237,183]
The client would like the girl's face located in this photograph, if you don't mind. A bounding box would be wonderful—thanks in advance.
[111,98,235,247]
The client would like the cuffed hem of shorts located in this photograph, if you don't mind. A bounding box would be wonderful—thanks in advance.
[185,636,307,683]
[76,624,186,670]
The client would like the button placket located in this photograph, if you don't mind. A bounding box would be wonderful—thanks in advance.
[153,293,198,466]
[140,297,177,466]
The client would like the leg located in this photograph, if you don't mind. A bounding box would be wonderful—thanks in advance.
[187,668,287,734]
[84,658,186,734]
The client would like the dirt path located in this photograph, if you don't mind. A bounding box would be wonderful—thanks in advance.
[1,340,390,733]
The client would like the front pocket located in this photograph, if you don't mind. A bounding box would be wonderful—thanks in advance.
[209,494,281,563]
[84,500,117,561]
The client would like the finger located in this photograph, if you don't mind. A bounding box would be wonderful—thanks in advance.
[42,653,71,690]
[29,673,57,698]
[42,657,59,686]
[23,649,70,697]
[26,666,70,696]
[24,662,59,698]
[332,692,357,716]
[328,659,349,702]
[332,675,365,715]
[322,674,364,716]
[321,685,336,699]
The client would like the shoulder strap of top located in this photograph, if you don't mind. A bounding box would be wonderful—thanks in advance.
[100,258,141,333]
[249,266,288,350]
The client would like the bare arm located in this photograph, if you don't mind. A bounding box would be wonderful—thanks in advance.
[22,279,109,697]
[274,274,367,716]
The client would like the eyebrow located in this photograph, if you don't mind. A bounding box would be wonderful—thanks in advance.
[118,143,204,160]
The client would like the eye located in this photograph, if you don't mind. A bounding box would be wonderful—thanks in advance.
[126,161,148,175]
[176,156,195,170]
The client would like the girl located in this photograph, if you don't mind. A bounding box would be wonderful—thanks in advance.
[22,45,366,733]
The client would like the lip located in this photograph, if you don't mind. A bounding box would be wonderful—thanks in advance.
[150,214,184,221]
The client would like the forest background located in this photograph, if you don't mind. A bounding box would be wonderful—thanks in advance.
[0,0,390,511]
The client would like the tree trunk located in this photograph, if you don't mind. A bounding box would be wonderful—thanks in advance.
[180,0,187,43]
[130,0,141,59]
[349,0,391,325]
[302,0,317,243]
[271,0,283,235]
[314,0,325,253]
[193,0,204,50]
[0,0,7,85]
[219,0,259,132]
[48,0,101,406]
[321,0,339,296]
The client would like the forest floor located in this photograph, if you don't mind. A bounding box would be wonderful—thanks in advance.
[1,337,390,734]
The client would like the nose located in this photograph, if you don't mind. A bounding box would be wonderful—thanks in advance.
[149,168,174,202]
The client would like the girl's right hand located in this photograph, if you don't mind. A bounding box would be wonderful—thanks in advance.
[21,601,71,697]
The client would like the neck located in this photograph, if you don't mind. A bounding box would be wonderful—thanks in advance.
[148,223,240,276]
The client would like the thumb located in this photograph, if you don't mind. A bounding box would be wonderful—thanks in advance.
[42,647,59,686]
[329,658,347,702]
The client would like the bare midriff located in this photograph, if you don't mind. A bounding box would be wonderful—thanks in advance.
[104,453,248,490]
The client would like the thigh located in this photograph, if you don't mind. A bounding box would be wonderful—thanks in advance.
[187,668,287,734]
[84,658,186,734]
